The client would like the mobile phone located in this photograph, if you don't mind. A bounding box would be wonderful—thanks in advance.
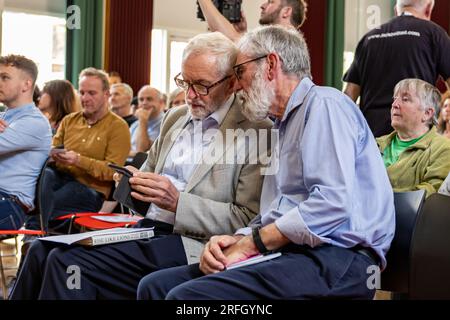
[108,163,133,178]
[50,144,66,154]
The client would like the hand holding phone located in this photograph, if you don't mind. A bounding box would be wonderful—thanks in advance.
[50,144,67,155]
[108,163,134,178]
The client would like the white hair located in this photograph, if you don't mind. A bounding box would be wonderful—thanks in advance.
[237,25,311,80]
[183,32,238,78]
[111,83,133,99]
[396,0,435,12]
[394,78,441,127]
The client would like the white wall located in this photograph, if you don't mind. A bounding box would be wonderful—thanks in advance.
[153,0,262,36]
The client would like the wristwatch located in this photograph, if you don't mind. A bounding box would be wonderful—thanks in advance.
[252,227,269,254]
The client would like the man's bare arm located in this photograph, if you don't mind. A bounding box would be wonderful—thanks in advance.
[198,0,242,42]
[344,82,361,102]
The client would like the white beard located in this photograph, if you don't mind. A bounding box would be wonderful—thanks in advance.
[240,67,275,122]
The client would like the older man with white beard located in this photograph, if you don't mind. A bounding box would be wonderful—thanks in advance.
[10,31,273,300]
[137,26,396,300]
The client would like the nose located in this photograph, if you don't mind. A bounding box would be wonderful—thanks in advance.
[392,97,400,108]
[186,85,198,99]
[261,2,267,10]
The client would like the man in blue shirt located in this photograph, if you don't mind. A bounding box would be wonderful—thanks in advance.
[137,26,396,300]
[129,85,164,156]
[0,54,52,230]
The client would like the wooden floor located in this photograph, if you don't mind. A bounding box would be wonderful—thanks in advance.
[0,237,21,299]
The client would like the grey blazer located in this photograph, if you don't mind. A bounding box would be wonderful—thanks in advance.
[142,96,273,264]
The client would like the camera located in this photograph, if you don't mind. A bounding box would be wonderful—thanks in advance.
[197,0,242,23]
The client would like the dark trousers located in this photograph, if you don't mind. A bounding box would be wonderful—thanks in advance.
[137,245,377,300]
[25,167,104,233]
[0,191,26,230]
[10,220,186,300]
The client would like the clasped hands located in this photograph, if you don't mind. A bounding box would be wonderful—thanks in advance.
[113,166,179,213]
[199,234,259,275]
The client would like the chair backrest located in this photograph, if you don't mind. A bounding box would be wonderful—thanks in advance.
[381,189,426,293]
[34,158,54,233]
[409,193,450,299]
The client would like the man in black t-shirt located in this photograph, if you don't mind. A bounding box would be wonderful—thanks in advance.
[109,83,137,127]
[343,0,450,137]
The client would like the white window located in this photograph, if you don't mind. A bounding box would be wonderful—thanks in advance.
[150,28,195,96]
[1,10,66,88]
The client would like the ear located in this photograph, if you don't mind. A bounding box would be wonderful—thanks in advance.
[424,2,433,20]
[266,53,280,82]
[423,107,435,123]
[22,78,33,93]
[281,6,293,20]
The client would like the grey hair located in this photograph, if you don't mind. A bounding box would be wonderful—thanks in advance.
[183,32,238,78]
[237,25,311,80]
[396,0,435,11]
[394,78,441,127]
[111,83,133,99]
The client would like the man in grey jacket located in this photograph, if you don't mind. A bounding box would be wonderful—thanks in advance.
[10,32,272,300]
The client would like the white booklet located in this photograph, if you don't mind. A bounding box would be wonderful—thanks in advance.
[226,252,282,270]
[91,215,143,224]
[39,227,154,246]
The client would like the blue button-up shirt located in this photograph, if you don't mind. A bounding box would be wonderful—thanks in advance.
[130,112,164,152]
[236,78,395,269]
[0,103,52,209]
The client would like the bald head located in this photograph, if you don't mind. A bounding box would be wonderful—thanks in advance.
[137,85,164,118]
[396,0,435,19]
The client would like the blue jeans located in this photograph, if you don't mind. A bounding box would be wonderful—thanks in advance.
[25,167,104,233]
[0,191,26,230]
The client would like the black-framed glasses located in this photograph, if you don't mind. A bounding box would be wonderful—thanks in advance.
[174,73,232,96]
[233,55,268,80]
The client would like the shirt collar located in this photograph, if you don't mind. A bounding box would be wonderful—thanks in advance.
[280,77,315,123]
[2,103,36,118]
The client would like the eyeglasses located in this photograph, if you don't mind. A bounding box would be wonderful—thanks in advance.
[233,55,268,80]
[174,73,232,96]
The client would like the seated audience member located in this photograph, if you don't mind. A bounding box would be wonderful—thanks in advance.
[137,26,395,301]
[166,88,186,111]
[38,80,80,135]
[10,32,272,300]
[439,172,450,196]
[109,83,137,127]
[0,54,52,230]
[24,68,131,233]
[108,71,122,86]
[438,90,450,139]
[129,85,164,155]
[377,79,450,197]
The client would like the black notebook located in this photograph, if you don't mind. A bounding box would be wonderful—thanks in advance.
[113,176,150,215]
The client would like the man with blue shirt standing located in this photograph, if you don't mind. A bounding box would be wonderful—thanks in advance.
[137,26,396,300]
[129,85,164,155]
[0,54,52,230]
